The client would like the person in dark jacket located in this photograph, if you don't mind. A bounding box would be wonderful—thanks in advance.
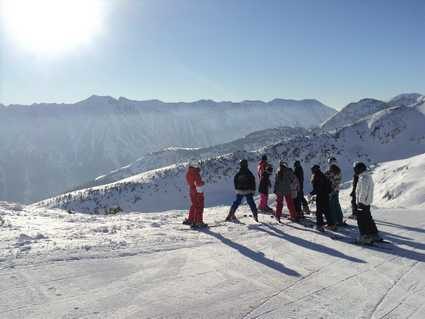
[310,165,335,231]
[325,162,345,226]
[226,159,258,222]
[258,164,273,212]
[274,161,298,222]
[294,160,310,216]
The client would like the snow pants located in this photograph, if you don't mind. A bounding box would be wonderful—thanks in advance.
[329,191,344,225]
[258,193,269,210]
[230,194,257,215]
[276,194,297,220]
[188,192,205,224]
[315,195,333,226]
[356,204,378,236]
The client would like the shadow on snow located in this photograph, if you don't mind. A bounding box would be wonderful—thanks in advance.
[202,228,301,277]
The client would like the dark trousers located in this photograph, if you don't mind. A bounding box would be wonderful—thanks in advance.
[295,191,303,213]
[230,194,257,215]
[316,195,333,226]
[356,204,378,236]
[329,191,344,225]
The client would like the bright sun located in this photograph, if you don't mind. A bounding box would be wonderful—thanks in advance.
[1,0,105,55]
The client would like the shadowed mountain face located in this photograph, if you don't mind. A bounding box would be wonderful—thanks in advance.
[0,96,335,203]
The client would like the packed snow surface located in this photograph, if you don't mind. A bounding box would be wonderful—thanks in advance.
[0,201,424,318]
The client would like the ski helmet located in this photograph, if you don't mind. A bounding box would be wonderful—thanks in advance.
[354,162,367,174]
[240,159,248,168]
[279,160,288,167]
[328,157,337,164]
[189,160,199,168]
[311,164,320,173]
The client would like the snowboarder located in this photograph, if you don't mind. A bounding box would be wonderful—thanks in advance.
[257,154,268,179]
[353,162,381,244]
[226,159,259,222]
[258,164,274,213]
[274,161,298,222]
[294,160,310,216]
[184,161,207,228]
[325,159,345,226]
[310,165,335,231]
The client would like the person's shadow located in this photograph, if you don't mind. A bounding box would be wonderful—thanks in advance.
[250,223,366,264]
[202,228,301,277]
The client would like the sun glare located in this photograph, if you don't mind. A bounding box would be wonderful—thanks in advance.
[1,0,106,55]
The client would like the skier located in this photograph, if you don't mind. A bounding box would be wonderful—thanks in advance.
[257,154,268,179]
[349,164,360,220]
[325,159,345,226]
[226,159,259,222]
[310,165,335,231]
[258,164,274,213]
[293,160,310,216]
[274,161,298,222]
[184,161,207,228]
[353,162,381,244]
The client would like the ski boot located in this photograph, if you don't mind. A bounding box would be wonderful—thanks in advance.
[182,218,193,226]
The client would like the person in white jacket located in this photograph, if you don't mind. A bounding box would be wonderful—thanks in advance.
[354,162,381,244]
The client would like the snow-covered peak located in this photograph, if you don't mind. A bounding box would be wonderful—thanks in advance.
[388,93,424,107]
[321,98,389,131]
[78,95,118,106]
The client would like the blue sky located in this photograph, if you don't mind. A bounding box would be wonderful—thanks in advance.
[1,0,424,109]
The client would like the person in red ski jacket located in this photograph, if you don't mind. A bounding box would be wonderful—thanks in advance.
[257,154,268,179]
[184,161,206,228]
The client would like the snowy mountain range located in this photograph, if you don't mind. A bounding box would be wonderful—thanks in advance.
[320,93,424,131]
[37,97,425,214]
[0,96,335,204]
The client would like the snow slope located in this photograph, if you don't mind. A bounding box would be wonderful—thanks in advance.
[368,153,425,209]
[37,103,425,214]
[76,127,308,190]
[321,98,390,131]
[389,93,425,107]
[0,96,335,204]
[1,202,425,318]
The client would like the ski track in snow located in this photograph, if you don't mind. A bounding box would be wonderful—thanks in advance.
[0,203,425,318]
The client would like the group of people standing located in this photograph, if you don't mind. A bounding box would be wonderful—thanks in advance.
[183,155,381,245]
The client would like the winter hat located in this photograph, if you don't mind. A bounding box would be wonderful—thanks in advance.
[261,154,268,161]
[294,160,301,167]
[279,160,288,167]
[311,164,320,173]
[240,159,248,169]
[354,162,367,174]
